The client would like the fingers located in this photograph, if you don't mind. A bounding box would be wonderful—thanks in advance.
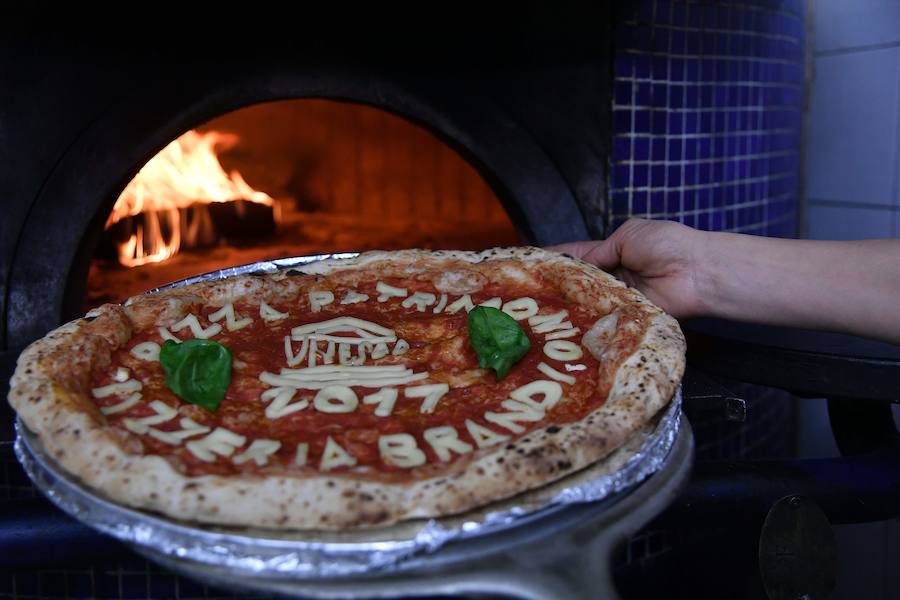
[546,239,622,272]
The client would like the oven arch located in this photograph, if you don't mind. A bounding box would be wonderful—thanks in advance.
[6,66,589,347]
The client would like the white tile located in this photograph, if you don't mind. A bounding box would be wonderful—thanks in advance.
[806,205,894,240]
[806,49,900,206]
[816,0,900,53]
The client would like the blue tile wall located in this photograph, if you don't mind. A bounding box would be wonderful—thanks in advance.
[610,0,804,237]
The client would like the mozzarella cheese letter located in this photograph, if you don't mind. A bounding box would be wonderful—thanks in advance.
[379,433,427,468]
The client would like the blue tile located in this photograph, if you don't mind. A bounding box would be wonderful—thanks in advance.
[806,48,900,205]
[635,82,652,105]
[816,0,900,53]
[633,137,650,161]
[807,205,894,239]
[651,139,666,161]
[613,136,631,160]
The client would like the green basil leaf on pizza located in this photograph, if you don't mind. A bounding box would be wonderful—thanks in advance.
[159,339,232,411]
[467,306,531,380]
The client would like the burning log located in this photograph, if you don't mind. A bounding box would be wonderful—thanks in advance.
[99,129,276,267]
[96,201,276,262]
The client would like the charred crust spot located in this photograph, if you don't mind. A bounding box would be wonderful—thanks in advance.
[238,489,247,496]
[183,483,199,491]
[475,467,485,476]
[546,426,560,434]
[341,490,356,498]
[326,480,335,488]
[557,460,572,471]
[72,429,81,437]
[505,444,516,450]
[149,492,158,500]
[197,494,206,502]
[497,457,505,464]
[83,316,97,322]
[277,515,289,525]
[285,269,306,277]
[359,493,374,502]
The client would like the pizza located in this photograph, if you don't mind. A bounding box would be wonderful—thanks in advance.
[8,248,685,530]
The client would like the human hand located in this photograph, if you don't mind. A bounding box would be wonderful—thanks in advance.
[548,219,710,318]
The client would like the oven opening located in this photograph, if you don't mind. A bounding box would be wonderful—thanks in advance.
[85,99,521,312]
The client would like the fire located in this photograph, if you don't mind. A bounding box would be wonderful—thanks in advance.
[107,130,273,267]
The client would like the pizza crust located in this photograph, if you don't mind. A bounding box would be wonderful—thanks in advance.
[9,247,685,530]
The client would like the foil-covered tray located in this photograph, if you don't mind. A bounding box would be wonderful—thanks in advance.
[14,253,684,580]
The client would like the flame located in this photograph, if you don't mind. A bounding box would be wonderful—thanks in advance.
[107,130,273,267]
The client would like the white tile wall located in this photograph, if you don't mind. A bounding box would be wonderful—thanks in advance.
[802,5,900,599]
[807,204,894,239]
[805,0,900,240]
[806,49,899,205]
[815,0,900,53]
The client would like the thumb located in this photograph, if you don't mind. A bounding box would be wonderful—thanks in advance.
[546,239,622,272]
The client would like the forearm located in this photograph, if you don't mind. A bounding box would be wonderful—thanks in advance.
[697,232,900,344]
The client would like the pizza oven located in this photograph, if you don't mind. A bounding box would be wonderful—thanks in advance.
[3,4,900,600]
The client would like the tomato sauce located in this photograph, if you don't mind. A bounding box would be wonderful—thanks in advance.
[90,275,648,481]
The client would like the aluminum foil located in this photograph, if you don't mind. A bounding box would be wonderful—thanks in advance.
[15,253,684,580]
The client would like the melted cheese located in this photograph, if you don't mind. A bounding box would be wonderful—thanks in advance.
[122,400,178,434]
[401,291,436,312]
[370,342,389,360]
[376,281,407,302]
[484,399,545,434]
[209,303,253,331]
[261,387,309,419]
[145,420,210,445]
[260,368,429,390]
[445,294,474,314]
[313,385,359,414]
[158,326,180,342]
[92,379,142,399]
[340,290,369,304]
[379,434,427,468]
[502,297,539,321]
[186,427,246,462]
[319,436,356,471]
[529,310,572,334]
[543,340,584,361]
[545,328,581,340]
[260,300,289,321]
[309,290,335,312]
[433,293,448,314]
[423,426,474,462]
[295,442,309,466]
[478,297,502,309]
[171,314,222,339]
[130,342,161,361]
[565,363,587,371]
[292,317,395,339]
[464,419,510,448]
[322,341,336,365]
[404,383,450,414]
[113,367,130,382]
[392,339,410,355]
[233,439,281,466]
[100,392,141,415]
[284,336,309,367]
[509,380,563,411]
[362,387,398,417]
[536,362,577,385]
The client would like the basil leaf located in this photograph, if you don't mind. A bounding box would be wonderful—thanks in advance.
[467,306,531,380]
[159,339,232,411]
